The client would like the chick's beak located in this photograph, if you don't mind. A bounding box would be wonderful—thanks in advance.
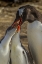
[11,17,22,28]
[17,25,20,32]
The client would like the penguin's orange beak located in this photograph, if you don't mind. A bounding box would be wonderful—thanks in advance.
[11,17,22,28]
[17,25,20,32]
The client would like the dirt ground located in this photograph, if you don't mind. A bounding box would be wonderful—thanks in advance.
[0,1,42,53]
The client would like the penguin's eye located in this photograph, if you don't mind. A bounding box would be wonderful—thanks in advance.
[21,13,23,17]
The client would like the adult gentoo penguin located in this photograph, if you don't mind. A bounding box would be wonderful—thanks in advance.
[11,24,29,64]
[12,5,42,64]
[0,26,16,64]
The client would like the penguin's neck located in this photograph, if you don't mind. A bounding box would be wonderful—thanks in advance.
[12,31,21,46]
[1,34,11,52]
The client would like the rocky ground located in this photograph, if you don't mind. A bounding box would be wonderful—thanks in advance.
[0,2,42,64]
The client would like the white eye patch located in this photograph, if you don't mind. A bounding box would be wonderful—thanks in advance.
[18,8,25,16]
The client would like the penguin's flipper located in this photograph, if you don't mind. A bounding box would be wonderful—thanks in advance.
[22,50,29,64]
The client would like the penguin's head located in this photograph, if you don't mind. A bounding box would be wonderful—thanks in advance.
[11,6,25,27]
[12,5,39,26]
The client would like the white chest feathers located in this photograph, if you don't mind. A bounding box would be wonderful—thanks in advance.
[0,28,16,64]
[11,32,29,64]
[27,20,42,64]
